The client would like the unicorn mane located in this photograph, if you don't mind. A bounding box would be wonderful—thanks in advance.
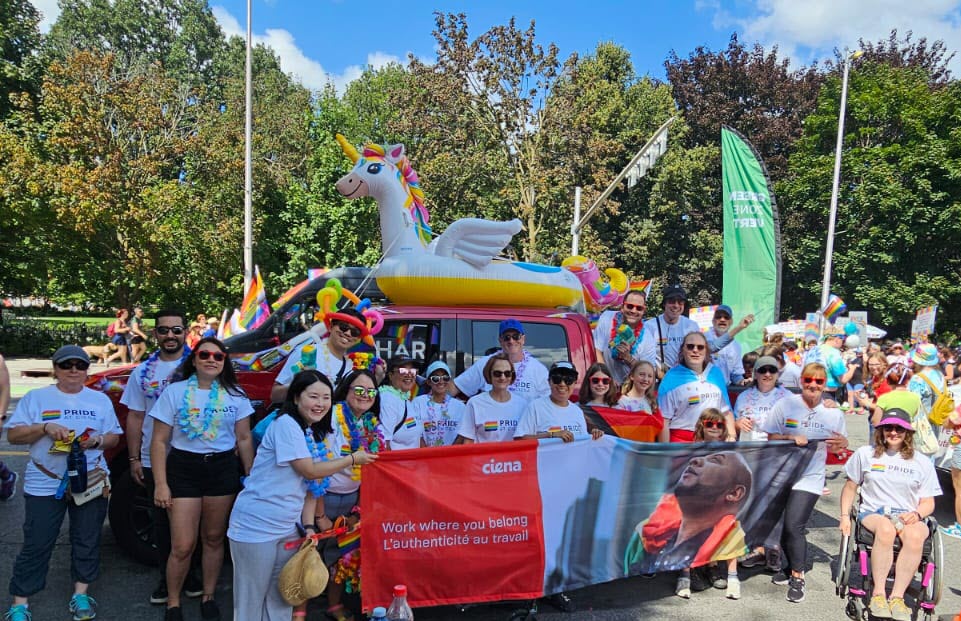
[362,143,432,247]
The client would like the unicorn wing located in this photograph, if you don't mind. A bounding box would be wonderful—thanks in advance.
[432,218,523,269]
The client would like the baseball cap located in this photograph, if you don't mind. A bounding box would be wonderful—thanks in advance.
[661,284,687,303]
[754,356,779,372]
[549,361,577,377]
[877,408,913,431]
[499,319,524,336]
[425,360,452,378]
[52,344,90,364]
[387,355,419,372]
[714,304,733,318]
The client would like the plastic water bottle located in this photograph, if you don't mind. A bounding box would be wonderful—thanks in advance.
[369,608,387,620]
[386,584,413,621]
[67,439,87,494]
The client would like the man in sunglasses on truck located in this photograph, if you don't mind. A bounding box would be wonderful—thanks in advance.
[451,319,550,401]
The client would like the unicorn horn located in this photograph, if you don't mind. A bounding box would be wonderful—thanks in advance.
[335,133,359,163]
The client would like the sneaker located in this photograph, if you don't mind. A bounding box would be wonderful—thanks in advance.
[545,592,574,613]
[711,569,728,590]
[888,597,911,621]
[726,578,741,600]
[69,593,97,621]
[164,607,183,621]
[184,574,204,598]
[765,547,783,573]
[3,605,31,621]
[675,576,691,599]
[869,595,892,619]
[739,550,765,568]
[200,599,221,621]
[771,570,790,586]
[786,576,805,603]
[0,472,17,501]
[940,522,961,540]
[690,566,711,592]
[150,581,168,605]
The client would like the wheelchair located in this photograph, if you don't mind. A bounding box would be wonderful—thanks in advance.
[834,509,944,621]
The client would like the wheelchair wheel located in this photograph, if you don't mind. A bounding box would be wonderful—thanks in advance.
[924,527,944,607]
[835,532,852,597]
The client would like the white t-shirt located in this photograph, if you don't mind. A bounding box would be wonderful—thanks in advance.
[844,445,942,514]
[149,380,254,453]
[458,391,528,443]
[228,414,313,542]
[7,385,122,496]
[780,361,802,390]
[592,310,658,383]
[411,394,466,447]
[454,351,550,400]
[707,328,743,384]
[120,356,183,468]
[325,406,358,494]
[275,336,351,389]
[734,385,792,441]
[658,365,731,432]
[378,389,423,451]
[617,395,653,413]
[761,394,847,495]
[514,397,589,438]
[644,314,701,368]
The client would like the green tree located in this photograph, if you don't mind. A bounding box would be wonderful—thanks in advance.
[0,0,42,120]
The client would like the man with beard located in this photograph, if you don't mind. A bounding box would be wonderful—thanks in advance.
[592,290,658,384]
[120,309,202,605]
[624,451,751,575]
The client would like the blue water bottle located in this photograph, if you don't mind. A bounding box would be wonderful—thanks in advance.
[67,439,87,494]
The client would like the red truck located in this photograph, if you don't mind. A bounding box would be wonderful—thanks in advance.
[89,292,598,564]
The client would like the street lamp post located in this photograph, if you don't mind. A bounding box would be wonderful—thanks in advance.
[819,49,862,330]
[243,0,254,285]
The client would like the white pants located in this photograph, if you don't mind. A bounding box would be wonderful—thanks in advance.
[229,537,297,621]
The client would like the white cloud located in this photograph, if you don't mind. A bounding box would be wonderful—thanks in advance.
[703,0,961,70]
[212,5,405,93]
[29,0,60,33]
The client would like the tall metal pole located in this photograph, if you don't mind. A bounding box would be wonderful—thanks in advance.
[242,0,254,285]
[571,186,581,256]
[819,50,860,327]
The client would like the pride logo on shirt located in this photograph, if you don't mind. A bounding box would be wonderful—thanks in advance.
[41,409,61,421]
[548,426,562,434]
[785,418,799,428]
[404,417,416,429]
[688,395,701,405]
[484,421,499,432]
[871,464,886,472]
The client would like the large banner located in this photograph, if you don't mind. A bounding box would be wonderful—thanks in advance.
[362,438,815,610]
[721,126,782,348]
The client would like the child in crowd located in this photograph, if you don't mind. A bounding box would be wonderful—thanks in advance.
[618,360,657,413]
[741,351,759,384]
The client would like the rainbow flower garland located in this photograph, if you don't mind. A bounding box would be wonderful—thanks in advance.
[334,402,383,481]
[304,428,333,497]
[140,347,191,400]
[608,312,644,360]
[178,376,225,441]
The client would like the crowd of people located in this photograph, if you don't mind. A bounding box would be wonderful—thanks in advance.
[0,286,959,621]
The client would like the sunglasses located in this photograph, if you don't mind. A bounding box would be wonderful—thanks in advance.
[395,367,417,377]
[701,420,724,429]
[714,313,731,320]
[880,424,907,434]
[56,359,90,371]
[756,366,779,375]
[334,321,362,338]
[684,343,706,352]
[352,386,378,398]
[801,376,826,385]
[500,333,522,342]
[590,377,611,385]
[155,326,185,336]
[429,374,451,384]
[623,303,645,311]
[550,375,576,386]
[197,350,226,362]
[491,369,515,379]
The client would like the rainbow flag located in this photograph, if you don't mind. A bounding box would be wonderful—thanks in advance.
[687,395,701,405]
[785,418,799,429]
[581,405,663,443]
[337,528,360,554]
[821,294,847,325]
[239,266,271,330]
[404,417,416,429]
[271,271,326,311]
[42,409,61,420]
[483,421,499,432]
[386,324,409,344]
[870,464,886,472]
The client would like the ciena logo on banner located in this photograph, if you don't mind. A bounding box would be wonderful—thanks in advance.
[482,458,522,474]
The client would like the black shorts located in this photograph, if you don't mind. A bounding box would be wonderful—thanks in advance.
[166,448,242,498]
[131,336,145,344]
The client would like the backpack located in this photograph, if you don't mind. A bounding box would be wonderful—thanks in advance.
[106,322,116,338]
[918,373,955,426]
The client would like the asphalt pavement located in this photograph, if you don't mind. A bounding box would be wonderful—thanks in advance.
[0,356,958,621]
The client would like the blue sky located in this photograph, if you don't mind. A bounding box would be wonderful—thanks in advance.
[30,0,961,92]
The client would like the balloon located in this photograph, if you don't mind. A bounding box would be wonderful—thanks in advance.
[844,322,858,336]
[844,335,860,349]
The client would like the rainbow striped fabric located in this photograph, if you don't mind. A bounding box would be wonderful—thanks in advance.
[484,421,498,432]
[41,409,61,420]
[785,418,799,429]
[687,395,701,405]
[870,464,886,472]
[404,417,416,429]
[821,294,847,325]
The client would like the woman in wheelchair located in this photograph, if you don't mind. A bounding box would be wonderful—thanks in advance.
[839,407,942,621]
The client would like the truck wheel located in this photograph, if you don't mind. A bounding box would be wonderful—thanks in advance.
[108,469,159,566]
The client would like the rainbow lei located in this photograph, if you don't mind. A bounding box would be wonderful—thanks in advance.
[348,351,384,372]
[177,376,225,441]
[304,428,333,497]
[608,312,644,359]
[140,347,191,400]
[334,402,383,481]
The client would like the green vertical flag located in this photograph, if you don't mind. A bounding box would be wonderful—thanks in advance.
[721,126,781,349]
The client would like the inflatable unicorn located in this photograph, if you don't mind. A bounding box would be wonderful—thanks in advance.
[334,134,584,308]
[560,255,629,312]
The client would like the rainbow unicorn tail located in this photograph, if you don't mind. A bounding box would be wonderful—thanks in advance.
[561,256,629,312]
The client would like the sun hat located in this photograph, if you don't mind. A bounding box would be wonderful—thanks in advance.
[877,408,913,431]
[52,345,90,364]
[911,343,939,367]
